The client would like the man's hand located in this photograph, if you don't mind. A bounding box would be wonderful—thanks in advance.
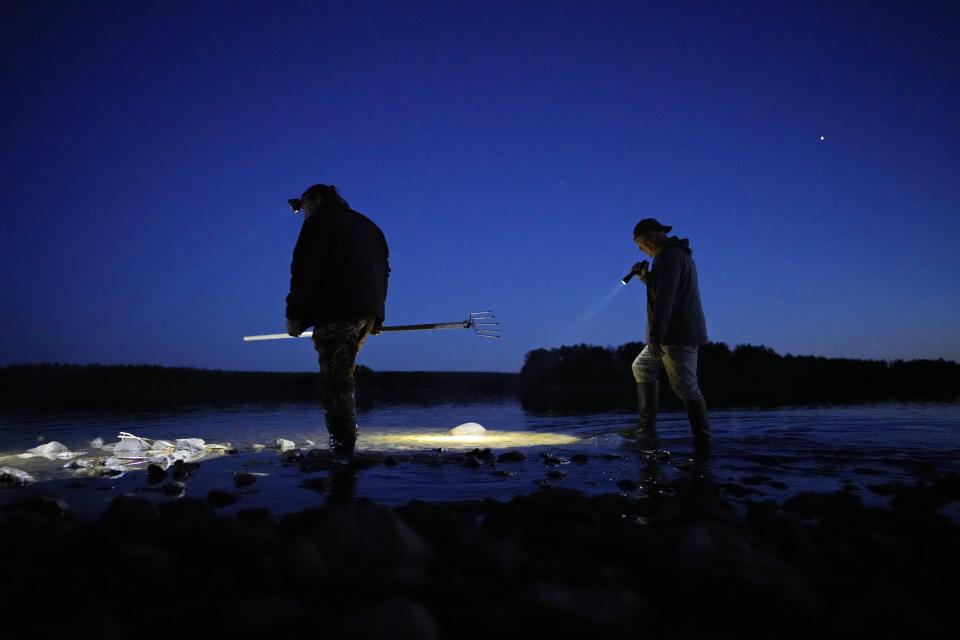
[286,319,306,337]
[647,342,663,358]
[632,260,650,281]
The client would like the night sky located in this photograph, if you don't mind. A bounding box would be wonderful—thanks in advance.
[2,1,958,373]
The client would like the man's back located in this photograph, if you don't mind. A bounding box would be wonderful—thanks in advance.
[286,205,390,325]
[647,237,707,346]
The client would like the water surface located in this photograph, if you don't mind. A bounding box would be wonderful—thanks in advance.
[2,400,958,519]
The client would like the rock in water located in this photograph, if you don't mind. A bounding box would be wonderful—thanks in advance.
[115,438,150,454]
[175,438,206,453]
[275,439,296,451]
[450,422,486,436]
[0,466,36,489]
[25,441,69,458]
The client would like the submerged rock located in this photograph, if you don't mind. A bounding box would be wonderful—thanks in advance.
[497,451,527,463]
[233,472,257,488]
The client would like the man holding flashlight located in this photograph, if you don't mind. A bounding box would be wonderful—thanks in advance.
[285,184,390,453]
[628,218,711,450]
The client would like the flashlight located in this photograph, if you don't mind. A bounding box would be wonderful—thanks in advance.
[622,261,649,284]
[288,198,302,213]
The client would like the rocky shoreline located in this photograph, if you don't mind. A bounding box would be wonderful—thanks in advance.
[2,452,958,639]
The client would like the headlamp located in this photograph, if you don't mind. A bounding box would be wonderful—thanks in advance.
[287,198,302,213]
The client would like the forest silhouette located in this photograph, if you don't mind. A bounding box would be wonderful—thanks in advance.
[1,343,957,410]
[520,342,960,410]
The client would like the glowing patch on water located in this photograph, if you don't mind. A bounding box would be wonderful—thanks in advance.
[362,429,578,451]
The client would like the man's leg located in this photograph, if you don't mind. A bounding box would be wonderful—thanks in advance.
[312,318,376,453]
[662,345,711,450]
[631,345,661,439]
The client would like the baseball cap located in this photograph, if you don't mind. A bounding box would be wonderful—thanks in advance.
[633,218,673,237]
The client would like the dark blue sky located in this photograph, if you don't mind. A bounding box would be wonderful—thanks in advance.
[2,1,958,372]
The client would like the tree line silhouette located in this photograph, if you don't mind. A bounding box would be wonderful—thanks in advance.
[2,344,957,411]
[520,342,960,410]
[0,363,518,410]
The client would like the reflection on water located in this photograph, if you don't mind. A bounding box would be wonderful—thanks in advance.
[1,400,959,517]
[362,429,578,450]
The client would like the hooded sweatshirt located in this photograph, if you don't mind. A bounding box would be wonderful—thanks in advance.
[645,237,708,346]
[285,202,390,325]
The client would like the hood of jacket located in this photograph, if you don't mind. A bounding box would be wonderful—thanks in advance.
[662,236,692,256]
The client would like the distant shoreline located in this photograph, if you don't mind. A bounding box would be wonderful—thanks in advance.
[0,363,519,410]
[3,341,959,411]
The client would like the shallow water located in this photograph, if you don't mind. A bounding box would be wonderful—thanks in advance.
[2,400,959,519]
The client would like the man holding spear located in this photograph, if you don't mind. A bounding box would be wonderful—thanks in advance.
[285,184,390,453]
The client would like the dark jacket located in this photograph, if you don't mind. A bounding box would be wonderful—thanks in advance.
[285,203,390,325]
[645,237,708,346]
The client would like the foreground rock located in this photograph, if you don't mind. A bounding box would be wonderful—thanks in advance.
[0,475,957,637]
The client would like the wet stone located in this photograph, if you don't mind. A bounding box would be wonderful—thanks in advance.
[497,451,527,463]
[233,472,257,489]
[2,495,71,519]
[171,460,199,481]
[542,454,567,467]
[741,475,771,486]
[617,479,641,491]
[493,470,514,478]
[146,464,167,485]
[546,469,567,480]
[161,481,186,498]
[383,455,398,467]
[0,466,36,489]
[280,449,304,464]
[207,489,239,508]
[767,481,789,490]
[570,454,589,464]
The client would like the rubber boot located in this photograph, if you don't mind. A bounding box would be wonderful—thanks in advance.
[327,420,358,455]
[685,397,711,452]
[636,381,659,441]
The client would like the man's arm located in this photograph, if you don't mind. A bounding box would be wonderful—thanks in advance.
[649,251,682,344]
[373,235,390,334]
[285,219,327,330]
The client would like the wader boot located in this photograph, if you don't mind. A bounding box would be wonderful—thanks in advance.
[327,419,358,455]
[685,397,711,451]
[636,380,659,442]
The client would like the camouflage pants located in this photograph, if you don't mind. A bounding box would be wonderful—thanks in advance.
[311,318,376,434]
